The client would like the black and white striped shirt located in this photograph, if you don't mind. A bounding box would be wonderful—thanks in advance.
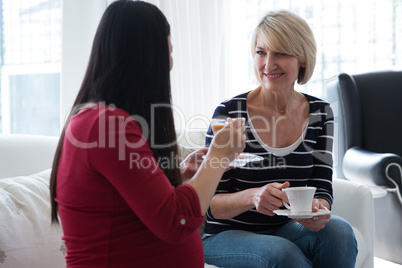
[204,91,334,236]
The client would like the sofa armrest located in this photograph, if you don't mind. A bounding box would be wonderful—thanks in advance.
[343,147,402,204]
[332,178,374,268]
[343,147,402,187]
[332,178,374,239]
[0,134,59,179]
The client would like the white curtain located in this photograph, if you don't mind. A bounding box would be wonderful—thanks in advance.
[61,0,107,124]
[61,0,402,130]
[62,0,254,130]
[147,0,254,130]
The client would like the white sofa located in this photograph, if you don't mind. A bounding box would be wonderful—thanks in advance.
[0,133,374,267]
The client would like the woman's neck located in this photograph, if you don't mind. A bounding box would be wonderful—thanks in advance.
[258,87,298,115]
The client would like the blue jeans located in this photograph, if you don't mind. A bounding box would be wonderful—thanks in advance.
[202,215,357,268]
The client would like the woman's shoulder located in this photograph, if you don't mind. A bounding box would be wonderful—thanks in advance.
[219,91,250,108]
[301,93,334,122]
[302,93,326,104]
[211,91,251,118]
[72,103,142,133]
[302,93,331,110]
[74,104,133,121]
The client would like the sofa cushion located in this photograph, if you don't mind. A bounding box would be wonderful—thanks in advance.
[0,169,65,267]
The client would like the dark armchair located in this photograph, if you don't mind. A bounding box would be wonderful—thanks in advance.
[326,70,402,265]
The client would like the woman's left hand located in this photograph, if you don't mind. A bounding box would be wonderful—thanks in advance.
[180,147,209,183]
[295,199,331,232]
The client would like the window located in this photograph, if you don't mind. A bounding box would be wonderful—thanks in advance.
[151,0,402,129]
[1,0,400,135]
[0,0,62,136]
[243,0,402,99]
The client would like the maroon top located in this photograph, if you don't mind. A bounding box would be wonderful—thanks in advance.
[56,104,204,268]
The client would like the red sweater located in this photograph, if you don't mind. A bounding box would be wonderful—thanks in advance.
[56,105,205,267]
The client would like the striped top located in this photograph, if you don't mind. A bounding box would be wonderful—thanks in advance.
[204,91,334,236]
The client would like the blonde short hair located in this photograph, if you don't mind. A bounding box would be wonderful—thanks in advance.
[251,10,317,85]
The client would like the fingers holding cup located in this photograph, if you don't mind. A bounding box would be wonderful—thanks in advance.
[209,118,246,163]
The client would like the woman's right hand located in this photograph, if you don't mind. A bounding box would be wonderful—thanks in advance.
[207,118,246,166]
[187,118,245,215]
[251,182,290,216]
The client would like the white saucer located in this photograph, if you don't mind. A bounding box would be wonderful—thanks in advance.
[229,153,263,167]
[273,209,330,219]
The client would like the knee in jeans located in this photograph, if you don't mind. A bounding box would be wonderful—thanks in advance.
[255,238,303,264]
[326,216,357,247]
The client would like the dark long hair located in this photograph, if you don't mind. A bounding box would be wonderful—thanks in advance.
[50,0,181,223]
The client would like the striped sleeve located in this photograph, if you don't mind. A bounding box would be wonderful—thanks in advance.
[307,101,334,207]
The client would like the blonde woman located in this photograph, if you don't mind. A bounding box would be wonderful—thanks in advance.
[202,10,357,267]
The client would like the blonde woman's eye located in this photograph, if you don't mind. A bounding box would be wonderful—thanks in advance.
[256,51,266,56]
[276,52,288,56]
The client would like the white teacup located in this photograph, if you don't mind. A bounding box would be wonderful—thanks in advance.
[282,186,316,213]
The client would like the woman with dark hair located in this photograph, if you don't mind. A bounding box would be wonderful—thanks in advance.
[49,1,245,267]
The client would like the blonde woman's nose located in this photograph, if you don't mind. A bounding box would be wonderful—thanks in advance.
[264,52,277,70]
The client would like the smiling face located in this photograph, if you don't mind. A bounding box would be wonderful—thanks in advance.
[254,35,302,93]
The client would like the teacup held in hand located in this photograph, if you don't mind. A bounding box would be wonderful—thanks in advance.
[282,186,316,213]
[210,118,246,134]
[210,119,228,134]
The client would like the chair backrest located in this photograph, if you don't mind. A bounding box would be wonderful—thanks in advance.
[326,70,402,178]
[351,71,402,155]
